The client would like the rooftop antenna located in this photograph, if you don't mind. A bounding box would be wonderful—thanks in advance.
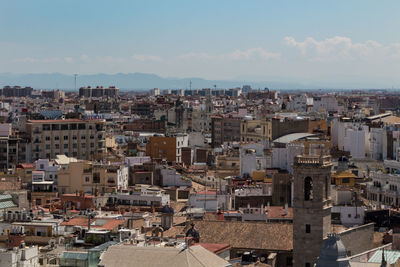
[74,74,78,91]
[190,80,192,90]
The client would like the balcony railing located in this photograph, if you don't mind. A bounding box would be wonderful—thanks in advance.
[294,155,331,166]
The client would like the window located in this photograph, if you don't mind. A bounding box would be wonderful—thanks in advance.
[306,263,311,267]
[90,143,94,148]
[73,144,77,148]
[304,177,313,201]
[64,136,68,140]
[81,136,86,140]
[93,173,100,183]
[64,144,68,149]
[82,143,86,148]
[342,178,350,184]
[46,144,50,150]
[55,144,59,149]
[348,214,351,218]
[42,124,50,131]
[55,136,59,141]
[306,224,311,233]
[45,136,50,141]
[72,136,77,140]
[85,176,90,182]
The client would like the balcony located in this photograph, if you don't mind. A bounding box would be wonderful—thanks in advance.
[371,171,400,185]
[294,155,332,167]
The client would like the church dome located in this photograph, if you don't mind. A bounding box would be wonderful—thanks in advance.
[161,205,174,214]
[316,234,350,267]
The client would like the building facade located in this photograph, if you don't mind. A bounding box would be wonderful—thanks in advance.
[293,153,332,267]
[240,119,272,143]
[79,86,119,98]
[26,119,106,162]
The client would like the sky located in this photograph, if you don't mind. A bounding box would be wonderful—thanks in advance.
[1,0,400,87]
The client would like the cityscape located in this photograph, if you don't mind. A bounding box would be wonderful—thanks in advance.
[1,1,400,267]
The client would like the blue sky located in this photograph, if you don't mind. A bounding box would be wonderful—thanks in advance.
[1,1,400,86]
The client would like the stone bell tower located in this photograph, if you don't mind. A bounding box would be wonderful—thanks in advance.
[293,153,332,267]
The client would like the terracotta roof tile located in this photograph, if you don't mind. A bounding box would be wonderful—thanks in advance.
[196,243,230,254]
[61,217,92,227]
[193,220,293,251]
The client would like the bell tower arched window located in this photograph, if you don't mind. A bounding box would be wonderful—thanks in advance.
[304,176,313,201]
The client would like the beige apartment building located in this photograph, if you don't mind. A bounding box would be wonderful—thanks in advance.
[58,161,128,195]
[240,119,272,143]
[26,119,106,162]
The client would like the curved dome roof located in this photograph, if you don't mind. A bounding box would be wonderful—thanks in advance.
[161,205,174,214]
[316,234,350,267]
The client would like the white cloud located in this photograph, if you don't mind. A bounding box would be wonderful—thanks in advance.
[224,47,281,60]
[178,48,280,61]
[284,36,400,61]
[11,57,37,63]
[178,52,215,60]
[63,57,74,63]
[80,54,91,63]
[11,57,62,63]
[131,54,162,62]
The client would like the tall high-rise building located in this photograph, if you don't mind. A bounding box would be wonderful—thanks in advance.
[1,86,33,97]
[79,86,119,98]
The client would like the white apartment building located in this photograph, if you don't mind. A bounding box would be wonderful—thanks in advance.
[240,143,268,177]
[108,187,170,206]
[189,190,230,212]
[331,118,370,159]
[0,245,39,267]
[286,94,313,112]
[313,95,344,113]
[160,167,192,187]
[367,159,400,207]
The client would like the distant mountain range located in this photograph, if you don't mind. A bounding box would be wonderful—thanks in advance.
[0,72,323,91]
[0,72,396,91]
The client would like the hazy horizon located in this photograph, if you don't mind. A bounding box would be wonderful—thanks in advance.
[1,1,400,88]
